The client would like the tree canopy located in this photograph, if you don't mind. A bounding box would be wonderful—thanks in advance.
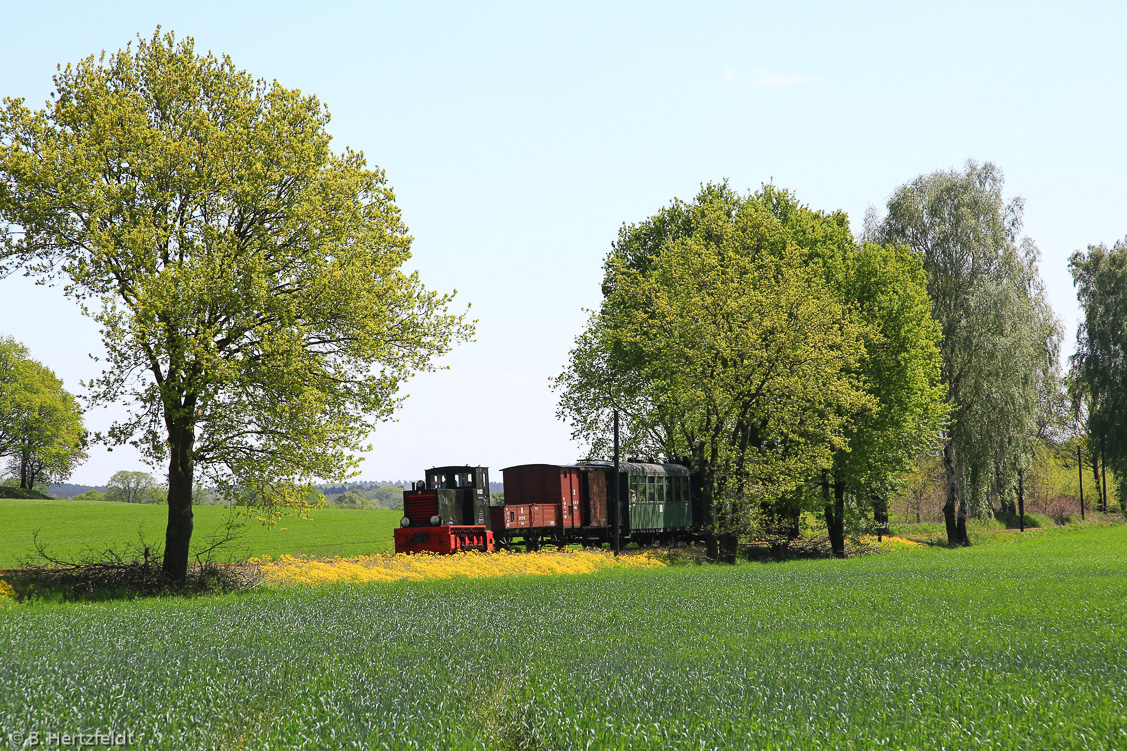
[0,30,473,581]
[556,182,945,559]
[105,470,164,504]
[0,336,87,489]
[869,161,1061,544]
[1069,238,1127,510]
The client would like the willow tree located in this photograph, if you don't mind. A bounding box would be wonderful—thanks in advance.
[869,161,1061,544]
[1070,239,1127,512]
[0,31,472,581]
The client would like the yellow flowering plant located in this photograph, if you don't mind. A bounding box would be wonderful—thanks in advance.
[258,549,664,586]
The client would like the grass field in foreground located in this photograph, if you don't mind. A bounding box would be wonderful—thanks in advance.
[0,498,398,568]
[2,526,1125,750]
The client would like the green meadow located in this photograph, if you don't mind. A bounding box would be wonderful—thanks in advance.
[0,499,398,568]
[2,524,1125,750]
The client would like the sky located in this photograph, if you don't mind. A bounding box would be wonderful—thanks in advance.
[0,1,1124,488]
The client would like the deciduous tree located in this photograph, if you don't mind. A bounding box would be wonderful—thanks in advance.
[0,336,87,489]
[555,183,873,561]
[105,470,163,504]
[822,243,947,555]
[0,30,472,581]
[1069,238,1127,512]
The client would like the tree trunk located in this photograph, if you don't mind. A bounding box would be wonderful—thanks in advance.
[18,441,30,489]
[872,493,889,540]
[955,484,971,547]
[717,533,739,564]
[942,441,958,544]
[822,473,845,558]
[163,416,196,584]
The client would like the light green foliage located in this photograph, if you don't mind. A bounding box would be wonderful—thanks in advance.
[0,31,472,578]
[558,183,947,556]
[870,161,1061,542]
[1069,239,1127,509]
[328,483,405,510]
[330,489,368,509]
[0,336,86,488]
[1,526,1124,749]
[104,470,164,504]
[70,489,105,502]
[557,183,872,552]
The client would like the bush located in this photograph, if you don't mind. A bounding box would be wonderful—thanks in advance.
[0,486,53,499]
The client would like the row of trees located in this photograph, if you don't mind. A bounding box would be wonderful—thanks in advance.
[328,484,405,510]
[555,182,947,559]
[557,162,1066,554]
[72,470,169,504]
[0,336,86,489]
[1069,240,1127,511]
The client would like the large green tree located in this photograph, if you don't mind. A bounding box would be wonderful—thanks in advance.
[0,31,472,581]
[0,336,87,489]
[1069,238,1127,512]
[556,183,879,561]
[104,470,164,504]
[869,161,1061,544]
[820,243,947,556]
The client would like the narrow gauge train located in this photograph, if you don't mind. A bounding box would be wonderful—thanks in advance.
[393,461,695,554]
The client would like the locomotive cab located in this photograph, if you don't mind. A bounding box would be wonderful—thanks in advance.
[394,465,494,554]
[425,466,491,527]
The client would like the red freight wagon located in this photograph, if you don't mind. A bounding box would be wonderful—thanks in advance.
[528,503,558,528]
[491,504,531,530]
[502,464,582,528]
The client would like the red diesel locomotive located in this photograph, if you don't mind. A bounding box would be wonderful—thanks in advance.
[393,461,694,554]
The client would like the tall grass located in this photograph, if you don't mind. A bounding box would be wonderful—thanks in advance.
[1,526,1124,749]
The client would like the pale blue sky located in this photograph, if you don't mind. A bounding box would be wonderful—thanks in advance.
[1,1,1124,486]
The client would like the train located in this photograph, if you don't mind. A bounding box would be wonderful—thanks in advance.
[393,461,698,553]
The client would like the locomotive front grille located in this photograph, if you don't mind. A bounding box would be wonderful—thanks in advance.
[404,492,439,525]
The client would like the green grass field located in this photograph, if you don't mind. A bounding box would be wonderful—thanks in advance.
[1,525,1125,749]
[0,499,398,568]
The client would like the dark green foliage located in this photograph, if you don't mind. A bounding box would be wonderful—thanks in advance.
[0,486,53,500]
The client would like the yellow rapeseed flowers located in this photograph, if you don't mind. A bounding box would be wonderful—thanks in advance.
[257,549,665,586]
[861,535,923,549]
[0,579,16,607]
